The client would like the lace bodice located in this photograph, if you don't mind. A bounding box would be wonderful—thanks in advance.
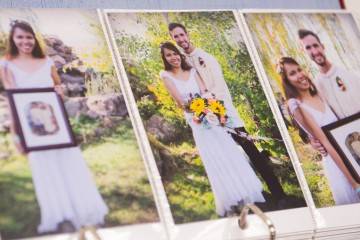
[288,98,338,136]
[1,57,55,88]
[160,68,200,102]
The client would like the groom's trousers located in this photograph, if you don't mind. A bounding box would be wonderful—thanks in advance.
[230,127,286,200]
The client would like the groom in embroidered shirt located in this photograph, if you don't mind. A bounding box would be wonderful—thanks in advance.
[168,22,287,203]
[298,29,360,154]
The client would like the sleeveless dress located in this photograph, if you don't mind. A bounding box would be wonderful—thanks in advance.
[160,69,265,215]
[2,58,108,232]
[288,98,360,205]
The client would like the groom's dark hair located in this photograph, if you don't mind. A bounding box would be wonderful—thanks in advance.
[298,29,322,44]
[168,22,187,33]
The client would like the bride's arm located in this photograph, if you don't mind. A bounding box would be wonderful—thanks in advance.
[0,65,16,89]
[298,106,360,188]
[161,75,186,109]
[0,66,24,154]
[50,65,64,98]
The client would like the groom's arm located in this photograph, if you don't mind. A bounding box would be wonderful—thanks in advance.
[207,55,233,101]
[207,53,244,127]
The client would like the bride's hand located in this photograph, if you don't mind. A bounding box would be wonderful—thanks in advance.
[54,84,65,98]
[13,134,25,155]
[309,137,327,156]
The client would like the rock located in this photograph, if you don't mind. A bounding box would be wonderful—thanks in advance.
[145,115,177,143]
[65,83,86,97]
[51,55,66,68]
[64,46,72,55]
[60,73,85,84]
[44,37,61,47]
[44,35,85,97]
[147,134,179,179]
[0,95,10,131]
[64,97,89,118]
[54,44,66,54]
[46,46,57,56]
[86,93,128,117]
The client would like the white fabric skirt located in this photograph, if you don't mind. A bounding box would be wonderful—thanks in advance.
[322,156,360,205]
[186,113,265,215]
[28,147,108,233]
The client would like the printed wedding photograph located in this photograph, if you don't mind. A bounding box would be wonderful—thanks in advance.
[0,9,159,239]
[243,11,360,208]
[106,10,307,224]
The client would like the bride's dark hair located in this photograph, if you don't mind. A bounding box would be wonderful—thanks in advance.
[6,20,45,59]
[278,57,317,143]
[160,41,191,71]
[278,57,317,99]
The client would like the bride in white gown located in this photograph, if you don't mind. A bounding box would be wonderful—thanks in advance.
[159,42,265,216]
[0,20,108,233]
[278,57,360,205]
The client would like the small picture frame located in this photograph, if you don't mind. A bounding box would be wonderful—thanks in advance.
[322,112,360,182]
[6,87,76,152]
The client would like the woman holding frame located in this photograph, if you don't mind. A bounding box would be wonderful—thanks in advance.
[0,20,108,233]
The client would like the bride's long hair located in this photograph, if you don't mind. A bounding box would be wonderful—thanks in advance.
[278,57,318,143]
[6,20,45,59]
[160,41,191,71]
[278,57,317,100]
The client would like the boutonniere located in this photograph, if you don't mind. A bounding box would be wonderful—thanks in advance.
[198,57,206,67]
[335,76,346,91]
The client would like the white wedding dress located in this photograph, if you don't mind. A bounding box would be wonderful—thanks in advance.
[2,58,108,232]
[161,68,265,216]
[288,98,360,205]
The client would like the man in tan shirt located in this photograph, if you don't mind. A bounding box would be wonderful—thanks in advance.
[299,29,360,155]
[168,22,287,204]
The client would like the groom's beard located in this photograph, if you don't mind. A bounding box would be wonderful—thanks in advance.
[311,52,327,67]
[179,41,190,51]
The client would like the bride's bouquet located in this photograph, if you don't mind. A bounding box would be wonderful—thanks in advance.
[186,93,232,129]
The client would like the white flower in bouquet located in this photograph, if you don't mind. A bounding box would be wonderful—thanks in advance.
[205,112,219,126]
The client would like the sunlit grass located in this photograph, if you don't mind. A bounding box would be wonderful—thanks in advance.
[0,118,158,239]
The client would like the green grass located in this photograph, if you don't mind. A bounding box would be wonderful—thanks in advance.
[154,138,306,224]
[82,120,158,226]
[0,118,158,239]
[166,151,218,223]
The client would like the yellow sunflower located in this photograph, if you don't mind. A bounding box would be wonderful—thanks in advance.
[190,98,206,115]
[209,100,226,116]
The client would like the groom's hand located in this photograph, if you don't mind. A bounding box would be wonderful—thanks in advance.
[235,127,247,134]
[310,137,328,156]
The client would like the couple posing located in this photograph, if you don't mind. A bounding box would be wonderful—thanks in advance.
[279,29,360,205]
[159,22,287,216]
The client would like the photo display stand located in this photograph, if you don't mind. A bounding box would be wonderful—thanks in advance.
[239,9,360,239]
